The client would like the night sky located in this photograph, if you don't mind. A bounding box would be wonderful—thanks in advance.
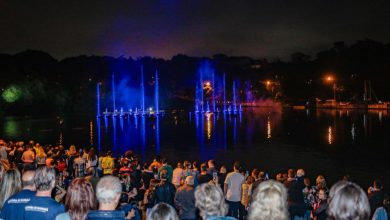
[1,0,390,60]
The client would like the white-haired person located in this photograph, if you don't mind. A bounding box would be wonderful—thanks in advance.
[147,203,179,220]
[87,175,135,220]
[247,180,289,220]
[327,181,370,220]
[24,166,65,220]
[195,183,236,220]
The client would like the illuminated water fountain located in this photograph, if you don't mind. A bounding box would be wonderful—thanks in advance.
[97,67,162,118]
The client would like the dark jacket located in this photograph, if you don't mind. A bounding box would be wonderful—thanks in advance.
[207,167,218,176]
[369,190,384,216]
[174,185,196,219]
[288,176,306,217]
[155,181,176,206]
[312,200,328,220]
[198,173,213,185]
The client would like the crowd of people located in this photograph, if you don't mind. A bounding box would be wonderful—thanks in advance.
[0,139,388,220]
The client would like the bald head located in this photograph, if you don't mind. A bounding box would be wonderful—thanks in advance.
[22,170,36,189]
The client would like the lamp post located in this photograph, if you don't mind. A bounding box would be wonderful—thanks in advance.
[265,80,274,99]
[326,75,336,101]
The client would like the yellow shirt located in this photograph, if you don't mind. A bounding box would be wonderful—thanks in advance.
[101,156,114,174]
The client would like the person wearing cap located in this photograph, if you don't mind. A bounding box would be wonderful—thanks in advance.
[155,170,176,206]
[174,176,196,220]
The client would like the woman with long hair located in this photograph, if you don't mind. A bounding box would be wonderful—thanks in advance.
[0,169,22,209]
[248,180,289,220]
[55,178,96,220]
[194,183,233,220]
[36,146,47,167]
[86,148,98,176]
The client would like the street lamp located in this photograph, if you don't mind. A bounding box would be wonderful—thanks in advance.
[264,80,275,99]
[325,75,336,101]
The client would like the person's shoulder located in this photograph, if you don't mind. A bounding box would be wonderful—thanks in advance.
[226,172,234,177]
[25,195,38,203]
[55,212,70,220]
[14,189,36,198]
[177,185,189,192]
[31,196,63,207]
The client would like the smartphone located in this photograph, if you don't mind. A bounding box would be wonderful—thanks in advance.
[213,172,218,182]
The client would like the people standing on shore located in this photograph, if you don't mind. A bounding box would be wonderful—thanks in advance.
[224,161,245,218]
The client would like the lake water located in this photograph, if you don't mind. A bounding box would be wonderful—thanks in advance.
[1,108,389,189]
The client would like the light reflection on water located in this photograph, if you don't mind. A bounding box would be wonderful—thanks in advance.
[267,116,272,140]
[328,126,333,145]
[2,109,389,152]
[1,109,390,189]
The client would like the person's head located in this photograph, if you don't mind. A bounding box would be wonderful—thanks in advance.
[176,162,183,169]
[316,175,327,189]
[287,169,295,178]
[248,180,289,220]
[96,175,122,209]
[276,173,284,182]
[246,175,255,185]
[258,171,265,180]
[65,178,96,220]
[183,161,191,169]
[88,148,96,159]
[373,179,382,190]
[185,176,194,186]
[192,161,197,169]
[0,169,22,208]
[328,181,370,220]
[208,159,215,168]
[341,174,350,182]
[87,167,95,176]
[37,146,46,157]
[161,158,168,165]
[22,170,36,190]
[147,203,178,220]
[296,169,305,177]
[34,166,56,192]
[233,161,241,172]
[252,168,259,179]
[304,177,311,187]
[160,169,168,181]
[195,183,228,219]
[220,165,227,174]
[318,188,327,201]
[200,163,208,173]
[68,145,77,155]
[124,150,133,158]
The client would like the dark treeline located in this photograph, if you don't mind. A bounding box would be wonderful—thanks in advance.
[0,39,389,116]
